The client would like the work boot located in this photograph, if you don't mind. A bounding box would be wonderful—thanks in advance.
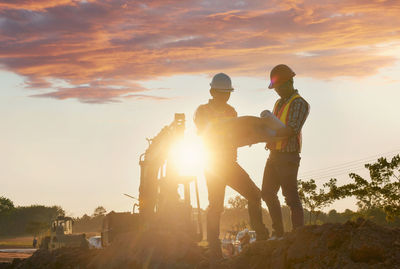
[267,231,284,241]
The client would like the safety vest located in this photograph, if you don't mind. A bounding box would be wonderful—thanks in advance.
[270,93,302,151]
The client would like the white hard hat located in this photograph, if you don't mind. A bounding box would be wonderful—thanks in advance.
[210,73,234,92]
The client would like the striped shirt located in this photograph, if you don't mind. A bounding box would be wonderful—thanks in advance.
[272,90,310,153]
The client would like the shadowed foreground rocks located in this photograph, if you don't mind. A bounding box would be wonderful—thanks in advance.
[218,218,400,269]
[1,218,399,269]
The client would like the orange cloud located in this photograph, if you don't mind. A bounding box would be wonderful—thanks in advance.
[30,84,165,103]
[0,0,75,10]
[0,0,399,103]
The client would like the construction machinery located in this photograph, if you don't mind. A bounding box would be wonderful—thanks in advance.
[101,113,203,246]
[100,112,284,247]
[41,216,88,250]
[101,211,140,247]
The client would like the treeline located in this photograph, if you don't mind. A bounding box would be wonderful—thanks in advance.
[72,206,106,233]
[221,155,400,234]
[298,154,400,224]
[0,199,109,236]
[0,197,64,236]
[1,154,398,236]
[221,198,400,237]
[315,208,400,227]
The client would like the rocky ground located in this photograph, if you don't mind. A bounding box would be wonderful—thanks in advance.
[1,218,399,269]
[218,218,400,269]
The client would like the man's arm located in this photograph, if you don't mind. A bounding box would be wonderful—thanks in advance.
[278,98,310,137]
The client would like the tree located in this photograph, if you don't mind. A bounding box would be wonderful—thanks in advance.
[347,155,400,221]
[298,179,335,224]
[228,196,248,210]
[93,206,107,217]
[0,204,64,236]
[26,221,49,236]
[0,196,15,213]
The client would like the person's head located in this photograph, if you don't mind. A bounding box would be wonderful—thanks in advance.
[268,64,296,97]
[209,73,234,104]
[275,78,294,98]
[210,88,231,103]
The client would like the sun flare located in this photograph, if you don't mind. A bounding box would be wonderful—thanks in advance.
[170,134,206,176]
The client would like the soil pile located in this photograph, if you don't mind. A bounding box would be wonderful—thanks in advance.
[0,230,206,269]
[0,248,99,269]
[1,218,399,269]
[220,218,400,269]
[89,230,206,269]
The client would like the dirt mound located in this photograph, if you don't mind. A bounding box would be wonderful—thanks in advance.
[0,248,99,269]
[89,230,206,269]
[2,219,399,269]
[220,218,400,269]
[0,230,206,269]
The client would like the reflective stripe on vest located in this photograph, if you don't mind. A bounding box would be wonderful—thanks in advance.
[271,94,302,151]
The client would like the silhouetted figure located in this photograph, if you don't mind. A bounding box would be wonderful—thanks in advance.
[194,73,269,263]
[32,237,37,248]
[261,64,310,239]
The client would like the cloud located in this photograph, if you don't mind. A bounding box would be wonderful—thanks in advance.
[1,0,399,103]
[124,94,171,101]
[0,0,75,11]
[30,83,150,103]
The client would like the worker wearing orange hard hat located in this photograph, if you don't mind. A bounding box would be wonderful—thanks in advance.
[261,64,310,240]
[194,73,269,262]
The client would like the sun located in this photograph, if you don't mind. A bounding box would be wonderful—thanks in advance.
[169,134,206,176]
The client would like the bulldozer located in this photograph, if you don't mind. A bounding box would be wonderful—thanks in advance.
[41,216,88,250]
[101,113,203,247]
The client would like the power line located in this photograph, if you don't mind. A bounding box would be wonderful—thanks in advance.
[299,149,400,176]
[299,157,392,180]
[299,149,400,177]
[299,155,390,179]
[300,166,366,180]
[298,149,400,180]
[303,168,366,182]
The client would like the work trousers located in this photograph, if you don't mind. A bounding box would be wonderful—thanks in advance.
[205,161,268,257]
[261,151,304,236]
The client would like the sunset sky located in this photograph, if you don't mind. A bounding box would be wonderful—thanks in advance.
[1,0,400,216]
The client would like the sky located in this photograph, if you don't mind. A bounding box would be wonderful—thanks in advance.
[1,0,400,217]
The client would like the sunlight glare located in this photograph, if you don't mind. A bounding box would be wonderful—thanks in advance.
[170,134,206,176]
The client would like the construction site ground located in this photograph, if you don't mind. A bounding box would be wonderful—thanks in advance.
[1,218,399,269]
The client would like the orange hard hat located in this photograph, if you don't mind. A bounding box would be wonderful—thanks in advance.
[268,64,296,89]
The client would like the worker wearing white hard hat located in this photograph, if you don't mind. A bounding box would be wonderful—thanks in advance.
[194,73,269,263]
[209,73,234,92]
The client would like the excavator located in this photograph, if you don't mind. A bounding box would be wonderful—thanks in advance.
[38,113,279,249]
[101,113,203,246]
[101,112,282,247]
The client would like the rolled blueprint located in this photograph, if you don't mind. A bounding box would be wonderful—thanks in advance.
[259,109,285,129]
[204,114,285,148]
